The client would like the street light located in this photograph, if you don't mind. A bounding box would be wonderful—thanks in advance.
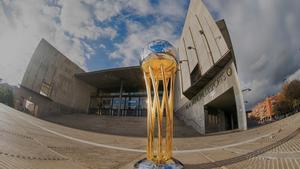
[179,59,188,64]
[187,46,196,50]
[242,88,252,92]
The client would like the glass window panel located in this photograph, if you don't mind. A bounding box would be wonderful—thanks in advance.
[102,98,112,109]
[40,82,52,97]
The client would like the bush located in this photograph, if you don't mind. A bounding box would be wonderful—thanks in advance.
[0,86,14,107]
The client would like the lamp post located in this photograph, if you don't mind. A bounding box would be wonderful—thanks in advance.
[242,88,252,111]
[242,88,252,93]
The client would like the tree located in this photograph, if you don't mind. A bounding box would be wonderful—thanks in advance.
[0,86,14,107]
[273,80,300,116]
[285,80,300,100]
[273,91,290,116]
[284,80,300,111]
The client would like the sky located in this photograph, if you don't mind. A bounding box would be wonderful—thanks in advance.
[0,0,300,108]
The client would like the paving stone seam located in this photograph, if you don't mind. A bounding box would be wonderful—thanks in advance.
[191,128,300,169]
[0,151,67,161]
[0,129,33,140]
[12,111,285,154]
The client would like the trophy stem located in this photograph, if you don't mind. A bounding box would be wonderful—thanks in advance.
[149,66,163,162]
[144,72,153,160]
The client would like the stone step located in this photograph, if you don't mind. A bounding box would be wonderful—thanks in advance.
[43,114,201,137]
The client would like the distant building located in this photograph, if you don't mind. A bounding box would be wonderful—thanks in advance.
[16,0,247,134]
[16,40,95,116]
[248,95,279,122]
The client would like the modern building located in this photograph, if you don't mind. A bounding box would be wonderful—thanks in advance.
[17,0,247,134]
[248,95,279,122]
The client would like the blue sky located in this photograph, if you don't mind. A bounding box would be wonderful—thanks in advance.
[1,0,300,107]
[84,0,190,71]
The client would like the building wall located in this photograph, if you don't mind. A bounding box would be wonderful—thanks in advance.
[178,0,229,93]
[174,0,246,134]
[175,62,246,134]
[18,39,96,117]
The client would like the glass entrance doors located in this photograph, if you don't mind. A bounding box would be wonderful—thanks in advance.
[89,93,147,117]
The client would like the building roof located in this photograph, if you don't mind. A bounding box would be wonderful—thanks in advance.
[75,66,145,92]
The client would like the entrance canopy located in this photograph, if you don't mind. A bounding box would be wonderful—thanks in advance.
[75,66,145,92]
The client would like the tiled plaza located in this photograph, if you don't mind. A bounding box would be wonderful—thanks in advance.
[0,103,300,169]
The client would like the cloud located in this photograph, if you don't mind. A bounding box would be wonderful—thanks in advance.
[110,20,179,66]
[59,0,117,40]
[156,0,186,21]
[204,0,300,107]
[0,0,188,86]
[0,0,117,85]
[288,69,300,81]
[107,0,188,66]
[93,0,123,22]
[92,0,153,21]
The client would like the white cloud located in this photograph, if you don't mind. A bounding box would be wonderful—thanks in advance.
[0,0,59,85]
[92,0,185,22]
[125,0,153,16]
[156,0,186,21]
[107,0,187,66]
[59,0,117,40]
[98,44,106,49]
[0,0,187,86]
[288,69,300,81]
[0,0,117,85]
[110,21,178,66]
[93,0,124,22]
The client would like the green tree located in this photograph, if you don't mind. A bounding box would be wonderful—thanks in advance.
[0,86,14,107]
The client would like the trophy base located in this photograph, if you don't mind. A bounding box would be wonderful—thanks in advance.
[134,158,184,169]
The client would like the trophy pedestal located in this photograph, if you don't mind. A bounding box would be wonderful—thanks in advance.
[134,158,184,169]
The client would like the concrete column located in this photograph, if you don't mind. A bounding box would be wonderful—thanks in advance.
[110,98,113,116]
[124,96,127,116]
[232,64,247,130]
[118,81,123,116]
[231,112,234,129]
[136,96,140,117]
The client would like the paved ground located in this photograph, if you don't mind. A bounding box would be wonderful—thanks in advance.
[42,114,201,138]
[0,103,300,169]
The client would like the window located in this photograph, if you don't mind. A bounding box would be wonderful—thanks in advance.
[40,81,52,97]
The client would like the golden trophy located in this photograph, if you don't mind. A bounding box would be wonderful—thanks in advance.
[134,40,184,169]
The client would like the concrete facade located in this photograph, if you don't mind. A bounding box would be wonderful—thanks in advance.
[17,39,96,117]
[174,0,247,134]
[174,62,247,134]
